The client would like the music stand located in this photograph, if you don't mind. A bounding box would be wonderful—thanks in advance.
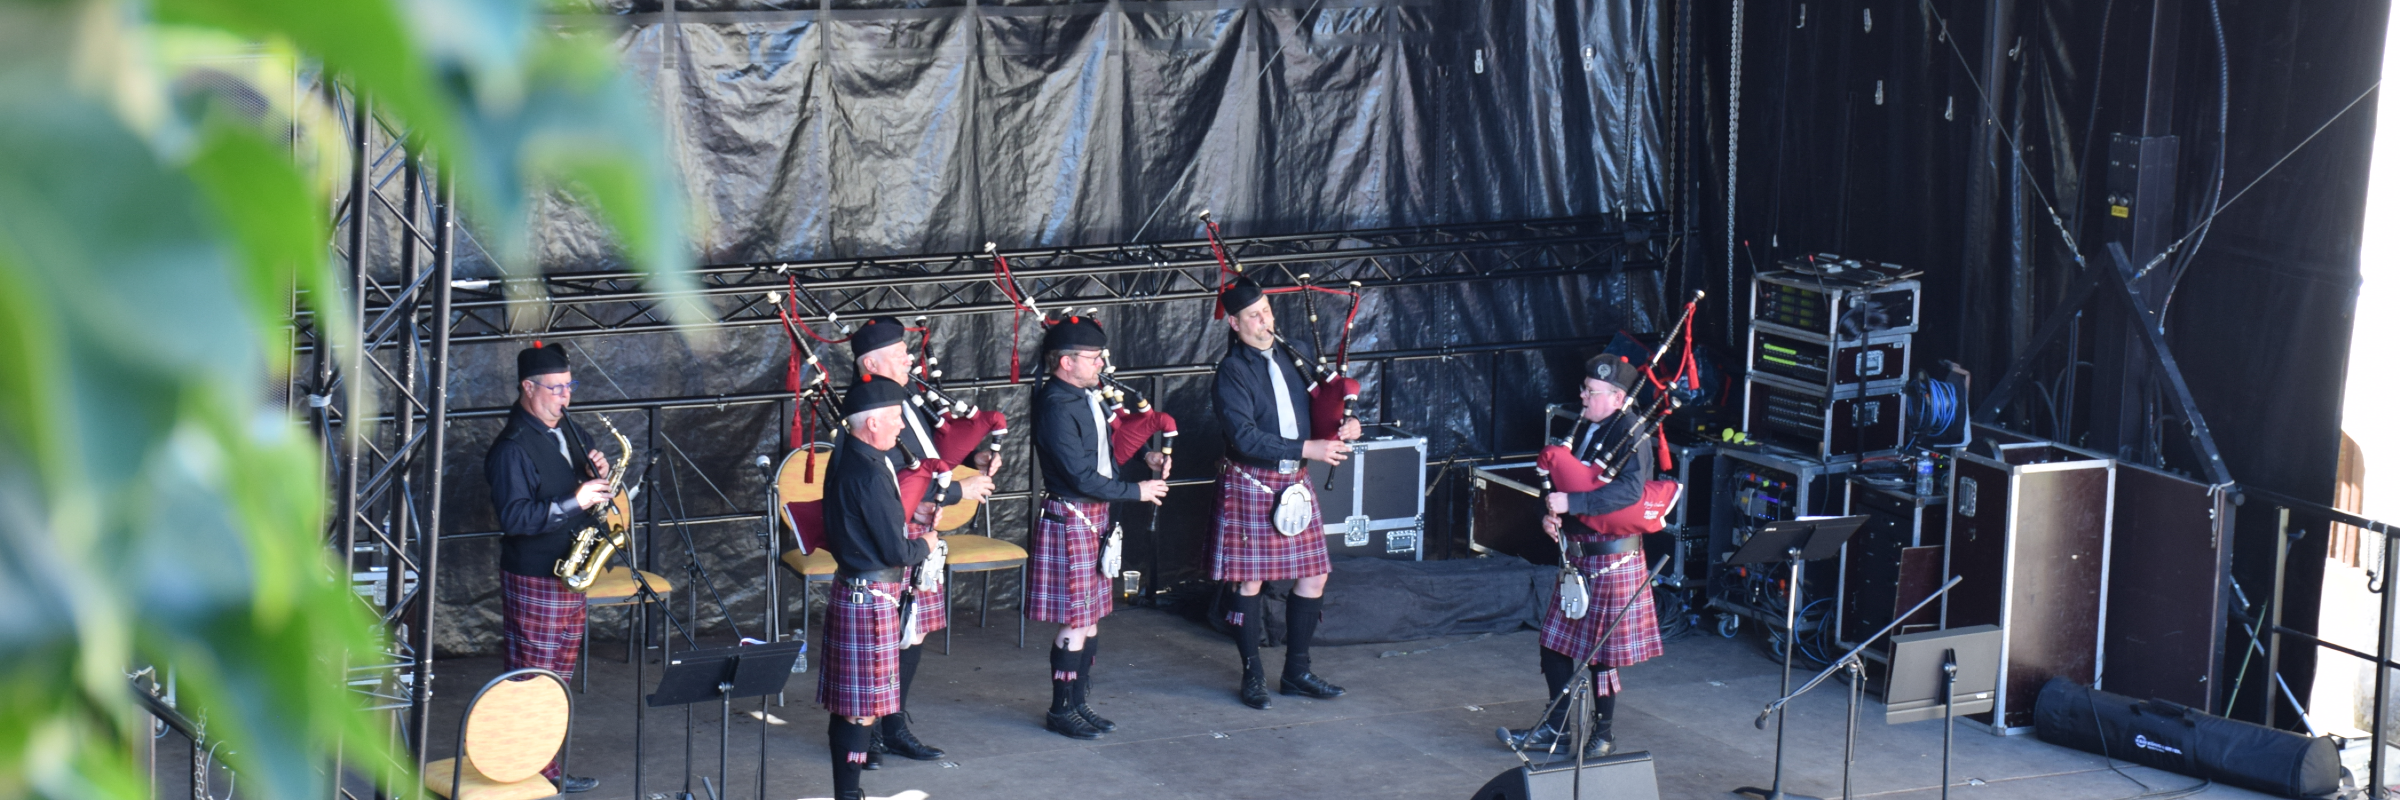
[1885,625,2001,800]
[649,641,801,800]
[1729,515,1866,800]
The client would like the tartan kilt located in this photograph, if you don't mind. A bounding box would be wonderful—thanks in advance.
[1028,499,1114,628]
[1540,545,1664,685]
[907,519,946,635]
[1209,460,1331,582]
[816,579,905,717]
[501,572,586,681]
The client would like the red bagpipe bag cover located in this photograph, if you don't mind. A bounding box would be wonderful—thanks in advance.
[926,409,1007,465]
[1307,375,1361,438]
[1536,445,1679,537]
[1107,408,1178,467]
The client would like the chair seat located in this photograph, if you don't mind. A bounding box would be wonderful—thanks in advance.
[424,757,559,800]
[582,567,672,606]
[943,534,1027,572]
[780,548,837,580]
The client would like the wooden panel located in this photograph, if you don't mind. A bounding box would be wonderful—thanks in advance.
[1895,546,1944,632]
[1997,465,2111,729]
[2102,465,2230,712]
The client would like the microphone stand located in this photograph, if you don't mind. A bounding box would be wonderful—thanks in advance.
[1746,576,1964,800]
[1505,552,1675,786]
[620,461,701,800]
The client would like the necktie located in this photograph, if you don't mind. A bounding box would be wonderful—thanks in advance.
[547,427,571,463]
[1262,349,1298,439]
[1087,389,1114,479]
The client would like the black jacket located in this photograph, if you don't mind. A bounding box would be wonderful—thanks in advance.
[1032,377,1144,502]
[823,432,929,574]
[1212,337,1317,463]
[486,406,601,577]
[1562,410,1655,531]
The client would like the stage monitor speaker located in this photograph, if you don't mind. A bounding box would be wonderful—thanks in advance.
[1469,751,1659,800]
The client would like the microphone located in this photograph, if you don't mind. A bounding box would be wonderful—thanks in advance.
[754,454,773,479]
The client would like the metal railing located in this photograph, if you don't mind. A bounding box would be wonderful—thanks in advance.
[2240,482,2400,796]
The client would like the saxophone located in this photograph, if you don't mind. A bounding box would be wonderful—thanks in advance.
[555,414,634,593]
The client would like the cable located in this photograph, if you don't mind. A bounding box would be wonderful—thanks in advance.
[1916,0,2087,268]
[2132,79,2381,282]
[2156,0,2232,318]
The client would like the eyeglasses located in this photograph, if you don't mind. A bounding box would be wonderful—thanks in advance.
[1064,351,1105,363]
[531,380,580,395]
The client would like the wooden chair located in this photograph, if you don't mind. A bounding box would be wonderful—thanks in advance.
[425,668,573,800]
[777,548,837,646]
[942,530,1029,652]
[578,565,674,693]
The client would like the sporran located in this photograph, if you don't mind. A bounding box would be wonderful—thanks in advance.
[1274,483,1314,536]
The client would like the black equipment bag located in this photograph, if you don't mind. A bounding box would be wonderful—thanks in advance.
[2031,678,2340,799]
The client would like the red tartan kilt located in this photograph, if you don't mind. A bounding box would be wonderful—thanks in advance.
[907,520,945,634]
[1209,461,1330,582]
[1028,499,1114,628]
[502,572,586,681]
[816,579,905,717]
[1540,546,1664,673]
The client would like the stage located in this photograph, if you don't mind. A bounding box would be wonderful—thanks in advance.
[416,605,2276,800]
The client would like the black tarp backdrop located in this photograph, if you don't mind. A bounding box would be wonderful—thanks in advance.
[422,0,1699,654]
[1695,0,2385,726]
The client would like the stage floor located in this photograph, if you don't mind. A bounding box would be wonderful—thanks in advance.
[422,605,2276,800]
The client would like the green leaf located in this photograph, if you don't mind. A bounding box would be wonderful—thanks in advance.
[153,0,462,168]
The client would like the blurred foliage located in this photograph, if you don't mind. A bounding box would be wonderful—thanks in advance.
[0,0,693,799]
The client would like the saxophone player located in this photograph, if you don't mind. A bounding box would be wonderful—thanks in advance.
[482,342,609,794]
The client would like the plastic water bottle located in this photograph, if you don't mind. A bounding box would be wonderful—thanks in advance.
[1916,456,1936,497]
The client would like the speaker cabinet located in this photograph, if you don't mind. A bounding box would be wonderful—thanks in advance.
[1470,752,1661,800]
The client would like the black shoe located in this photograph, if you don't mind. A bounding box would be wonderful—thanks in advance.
[1279,672,1346,699]
[863,730,884,771]
[882,715,946,761]
[1582,734,1617,759]
[835,792,864,800]
[1238,660,1273,710]
[1495,723,1572,753]
[1074,704,1118,733]
[557,775,600,793]
[1045,709,1105,740]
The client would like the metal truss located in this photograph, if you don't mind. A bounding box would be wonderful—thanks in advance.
[305,214,1668,348]
[296,85,454,797]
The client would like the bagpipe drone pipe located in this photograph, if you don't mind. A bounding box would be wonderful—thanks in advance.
[1536,292,1706,537]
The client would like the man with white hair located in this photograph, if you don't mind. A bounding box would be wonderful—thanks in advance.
[845,316,998,765]
[816,374,924,800]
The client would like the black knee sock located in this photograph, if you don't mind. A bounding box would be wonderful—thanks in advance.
[1283,594,1325,678]
[1075,639,1098,707]
[1049,643,1080,713]
[1538,648,1577,730]
[828,716,870,797]
[1590,690,1617,740]
[1231,591,1264,669]
[896,645,922,712]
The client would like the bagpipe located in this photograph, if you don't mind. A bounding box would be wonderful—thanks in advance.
[770,294,1011,558]
[1200,210,1364,483]
[1536,291,1706,538]
[1097,355,1177,487]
